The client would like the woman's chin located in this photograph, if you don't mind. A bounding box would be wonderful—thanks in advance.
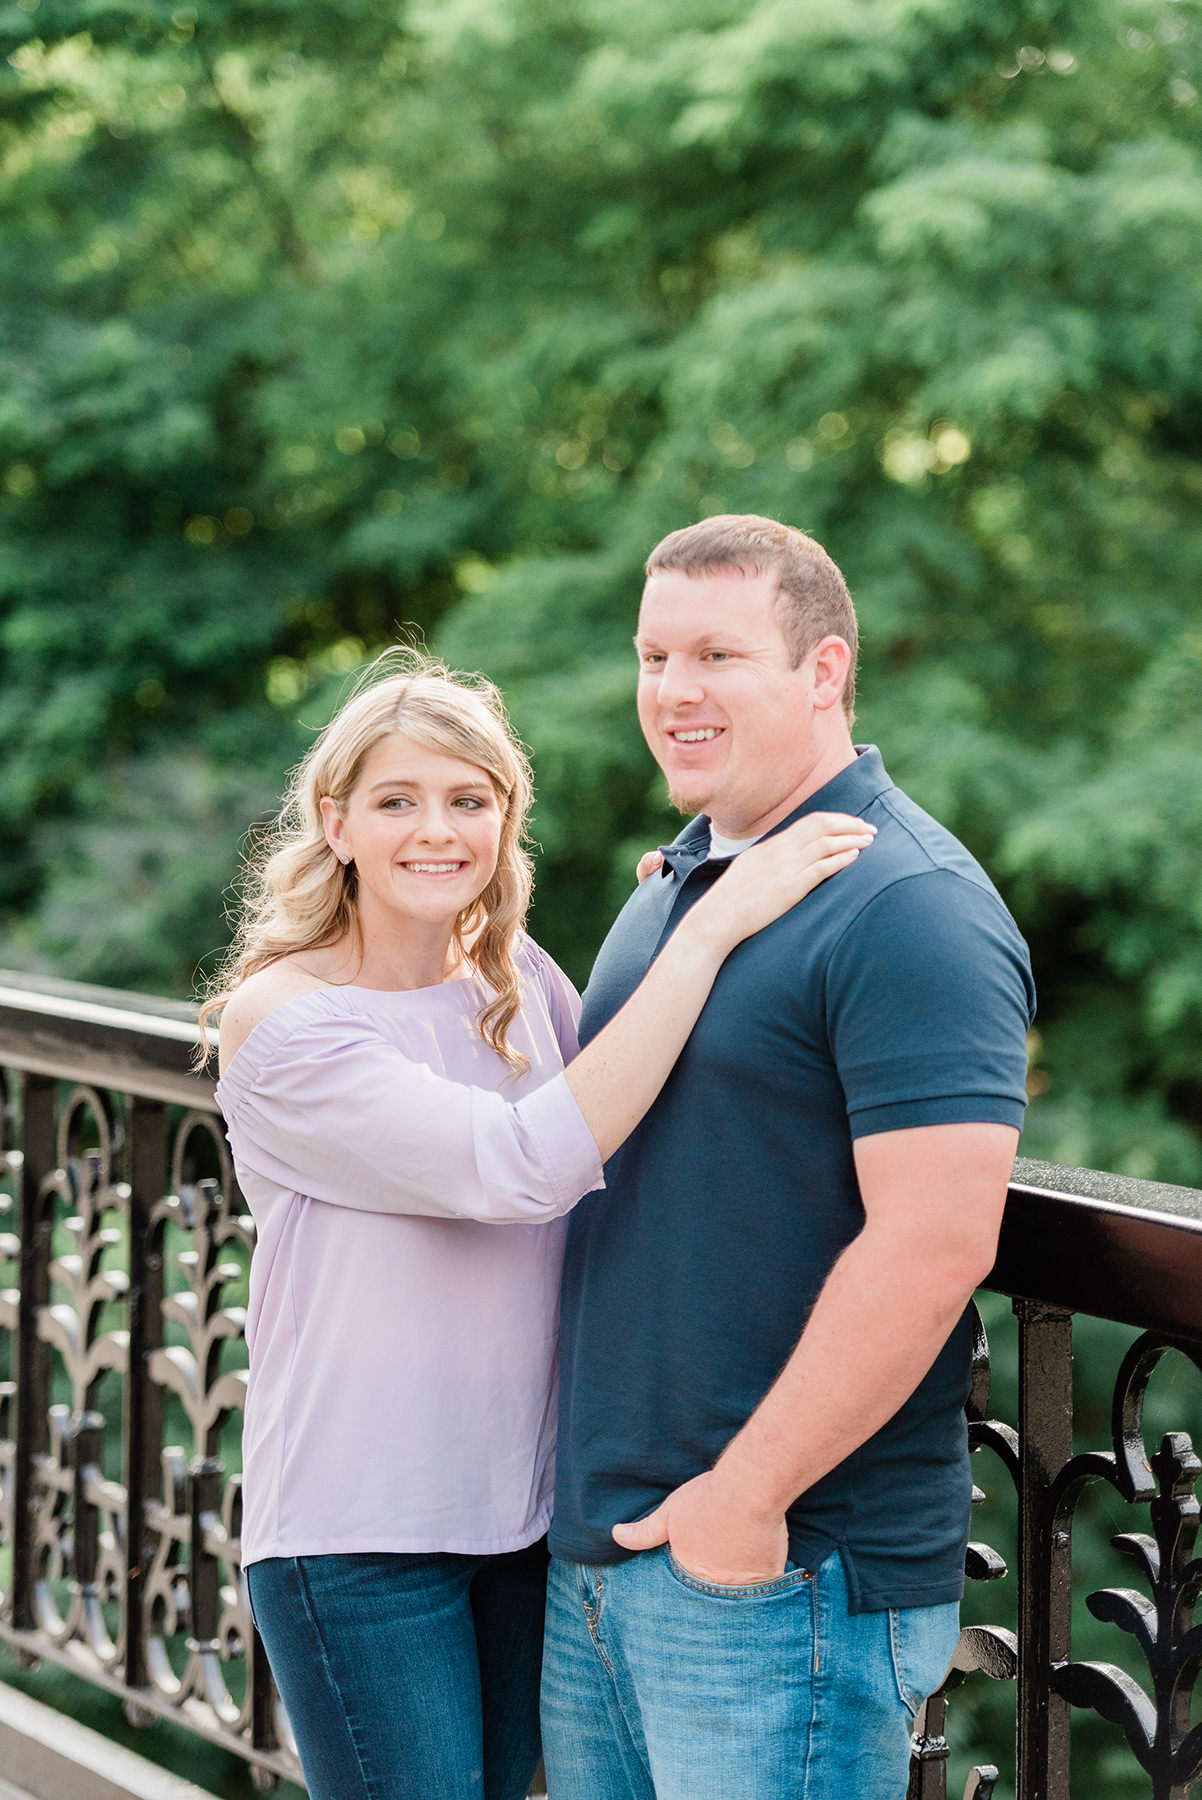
[382,878,481,928]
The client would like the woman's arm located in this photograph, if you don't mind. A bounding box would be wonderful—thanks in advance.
[565,812,873,1162]
[219,812,872,1223]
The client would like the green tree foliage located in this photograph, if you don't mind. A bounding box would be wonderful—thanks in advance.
[3,4,1202,1794]
[3,0,1200,1181]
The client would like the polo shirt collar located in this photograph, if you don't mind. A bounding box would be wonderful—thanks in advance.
[655,815,711,878]
[655,746,893,878]
[760,745,894,842]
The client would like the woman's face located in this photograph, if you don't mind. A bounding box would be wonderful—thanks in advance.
[321,735,505,935]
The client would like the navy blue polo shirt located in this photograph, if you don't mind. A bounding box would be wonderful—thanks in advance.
[550,747,1035,1612]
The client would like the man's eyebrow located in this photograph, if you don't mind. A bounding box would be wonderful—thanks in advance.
[632,633,750,652]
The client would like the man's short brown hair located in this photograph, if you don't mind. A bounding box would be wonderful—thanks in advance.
[644,514,858,721]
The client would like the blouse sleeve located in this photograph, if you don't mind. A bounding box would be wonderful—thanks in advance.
[521,938,584,1067]
[217,1000,604,1223]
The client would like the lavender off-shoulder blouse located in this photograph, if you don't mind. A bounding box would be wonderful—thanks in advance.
[214,939,604,1567]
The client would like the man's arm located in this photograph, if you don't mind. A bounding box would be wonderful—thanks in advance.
[612,1120,1018,1583]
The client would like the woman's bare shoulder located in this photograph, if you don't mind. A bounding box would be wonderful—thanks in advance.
[218,957,334,1074]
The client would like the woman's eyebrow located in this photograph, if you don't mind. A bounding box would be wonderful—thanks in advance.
[365,776,494,793]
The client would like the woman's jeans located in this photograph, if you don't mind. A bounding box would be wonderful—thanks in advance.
[541,1546,960,1800]
[246,1541,548,1800]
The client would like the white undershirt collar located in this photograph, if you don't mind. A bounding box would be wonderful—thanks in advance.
[706,824,762,860]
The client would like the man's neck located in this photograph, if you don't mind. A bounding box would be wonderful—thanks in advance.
[708,735,858,840]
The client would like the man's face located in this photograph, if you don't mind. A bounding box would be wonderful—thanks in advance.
[635,568,823,836]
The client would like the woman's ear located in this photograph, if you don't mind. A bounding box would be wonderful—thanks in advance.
[319,795,351,864]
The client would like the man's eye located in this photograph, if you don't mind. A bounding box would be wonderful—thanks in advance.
[705,651,730,662]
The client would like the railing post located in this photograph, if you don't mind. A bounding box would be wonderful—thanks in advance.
[125,1096,166,1691]
[907,1691,950,1798]
[12,1073,55,1631]
[72,1408,105,1626]
[1015,1299,1074,1800]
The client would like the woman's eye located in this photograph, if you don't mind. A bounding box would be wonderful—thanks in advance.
[380,796,414,810]
[452,796,484,810]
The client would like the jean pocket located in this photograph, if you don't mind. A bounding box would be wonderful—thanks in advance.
[889,1600,961,1716]
[665,1549,814,1598]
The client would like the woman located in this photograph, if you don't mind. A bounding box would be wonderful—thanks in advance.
[206,652,873,1800]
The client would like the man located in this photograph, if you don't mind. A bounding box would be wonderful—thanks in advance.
[542,515,1035,1800]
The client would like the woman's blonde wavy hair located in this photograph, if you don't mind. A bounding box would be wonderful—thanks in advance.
[198,650,535,1071]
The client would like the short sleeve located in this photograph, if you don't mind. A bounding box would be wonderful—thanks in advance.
[827,870,1036,1139]
[520,938,584,1067]
[217,998,604,1222]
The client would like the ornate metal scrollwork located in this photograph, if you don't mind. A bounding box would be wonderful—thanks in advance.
[29,1086,130,1666]
[141,1109,254,1731]
[908,1304,1020,1800]
[0,1070,298,1790]
[1048,1335,1202,1800]
[4,994,1202,1800]
[908,1307,1202,1799]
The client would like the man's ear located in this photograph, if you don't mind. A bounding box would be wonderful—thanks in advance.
[808,636,852,714]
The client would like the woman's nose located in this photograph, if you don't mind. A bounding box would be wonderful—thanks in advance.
[414,807,457,843]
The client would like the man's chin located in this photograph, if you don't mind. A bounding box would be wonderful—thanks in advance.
[667,780,717,816]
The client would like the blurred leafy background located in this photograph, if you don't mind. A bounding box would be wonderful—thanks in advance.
[1,0,1201,1791]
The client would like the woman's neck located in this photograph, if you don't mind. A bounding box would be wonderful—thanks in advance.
[321,909,463,992]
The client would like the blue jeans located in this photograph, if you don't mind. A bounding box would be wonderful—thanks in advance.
[540,1547,959,1800]
[246,1542,548,1800]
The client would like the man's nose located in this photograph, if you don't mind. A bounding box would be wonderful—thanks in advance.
[654,656,706,708]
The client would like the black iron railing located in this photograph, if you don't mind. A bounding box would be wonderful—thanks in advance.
[0,971,289,1787]
[913,1163,1202,1800]
[0,971,1200,1798]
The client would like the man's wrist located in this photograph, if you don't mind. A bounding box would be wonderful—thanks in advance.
[710,1437,798,1523]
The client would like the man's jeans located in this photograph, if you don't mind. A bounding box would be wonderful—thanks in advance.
[246,1543,547,1800]
[541,1547,960,1800]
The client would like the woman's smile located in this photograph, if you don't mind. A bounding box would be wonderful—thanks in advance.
[322,735,505,945]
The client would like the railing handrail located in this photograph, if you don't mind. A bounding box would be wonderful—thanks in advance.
[5,966,1202,1337]
[986,1159,1202,1346]
[0,968,217,1112]
[2,969,1202,1798]
[3,969,1202,1246]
